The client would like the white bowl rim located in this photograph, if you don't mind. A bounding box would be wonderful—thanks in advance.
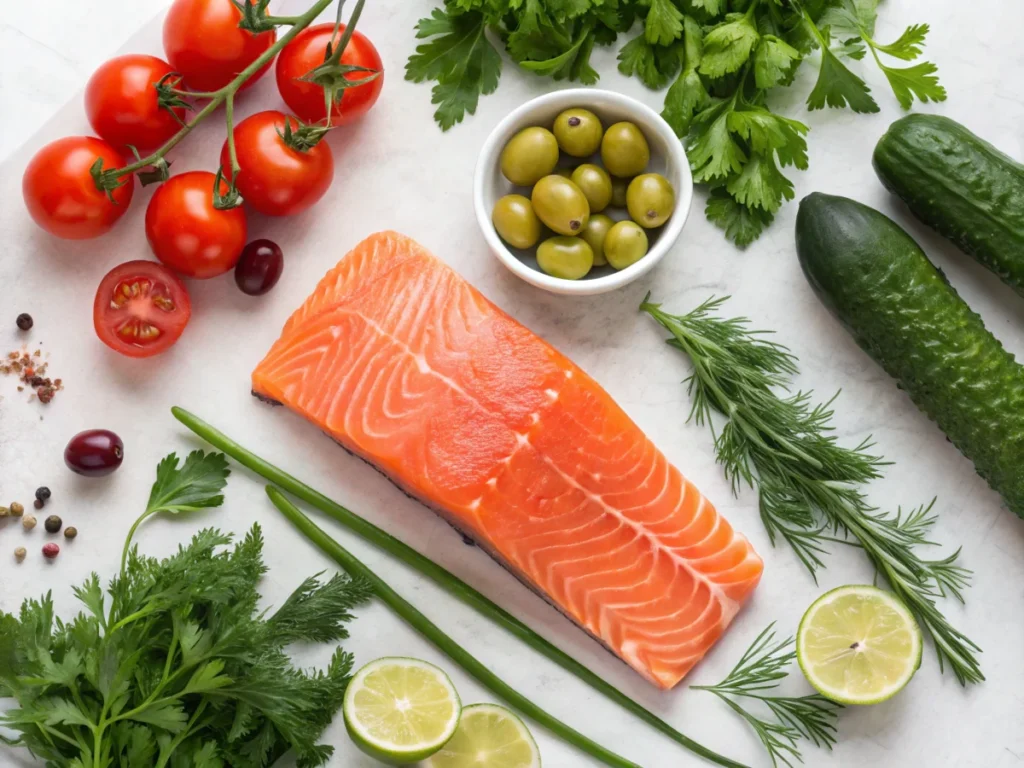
[474,87,693,296]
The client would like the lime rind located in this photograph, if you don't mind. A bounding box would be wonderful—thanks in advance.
[797,585,922,706]
[426,703,542,768]
[343,657,462,765]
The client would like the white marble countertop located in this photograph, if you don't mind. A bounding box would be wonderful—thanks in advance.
[2,2,1023,767]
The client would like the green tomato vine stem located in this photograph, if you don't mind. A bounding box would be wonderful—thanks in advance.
[98,0,356,187]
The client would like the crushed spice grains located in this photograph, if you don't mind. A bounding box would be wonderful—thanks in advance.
[0,347,63,405]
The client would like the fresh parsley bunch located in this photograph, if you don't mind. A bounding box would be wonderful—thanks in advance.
[407,0,945,246]
[0,451,371,768]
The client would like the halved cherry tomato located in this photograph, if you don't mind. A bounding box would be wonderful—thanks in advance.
[23,136,135,240]
[275,23,383,125]
[85,54,186,151]
[220,110,334,217]
[163,0,276,92]
[145,171,247,279]
[94,260,192,358]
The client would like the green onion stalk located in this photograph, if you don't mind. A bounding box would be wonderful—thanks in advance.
[171,406,748,768]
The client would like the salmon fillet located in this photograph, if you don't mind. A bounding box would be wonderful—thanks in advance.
[252,231,763,689]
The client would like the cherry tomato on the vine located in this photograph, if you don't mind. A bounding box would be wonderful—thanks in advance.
[163,0,276,92]
[220,110,334,217]
[93,260,192,358]
[145,171,247,279]
[85,54,186,152]
[275,23,383,125]
[23,136,135,240]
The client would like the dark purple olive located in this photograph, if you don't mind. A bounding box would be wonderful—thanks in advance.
[235,239,284,296]
[65,429,124,477]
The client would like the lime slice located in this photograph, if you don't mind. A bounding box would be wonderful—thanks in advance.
[343,657,461,765]
[797,584,922,705]
[425,704,541,768]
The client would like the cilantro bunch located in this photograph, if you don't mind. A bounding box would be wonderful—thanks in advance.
[406,0,945,246]
[0,452,371,768]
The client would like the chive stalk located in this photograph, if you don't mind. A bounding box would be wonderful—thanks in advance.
[267,486,639,768]
[171,406,748,768]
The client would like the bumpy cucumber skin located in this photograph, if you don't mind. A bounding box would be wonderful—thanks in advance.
[873,114,1024,296]
[796,193,1024,519]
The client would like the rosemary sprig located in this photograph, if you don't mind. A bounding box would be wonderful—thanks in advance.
[641,295,983,686]
[693,624,842,768]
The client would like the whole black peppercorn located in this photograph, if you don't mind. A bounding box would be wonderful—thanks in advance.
[16,313,33,331]
[35,487,51,502]
[44,515,62,534]
[34,499,43,510]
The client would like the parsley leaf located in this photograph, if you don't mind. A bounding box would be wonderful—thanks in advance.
[872,23,930,61]
[661,16,708,136]
[754,35,800,89]
[688,101,748,182]
[146,450,230,517]
[617,34,684,89]
[699,13,760,78]
[405,9,502,130]
[641,0,684,46]
[705,188,775,247]
[726,151,795,213]
[806,41,879,113]
[876,60,946,109]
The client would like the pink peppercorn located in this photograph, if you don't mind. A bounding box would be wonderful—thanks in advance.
[42,543,60,559]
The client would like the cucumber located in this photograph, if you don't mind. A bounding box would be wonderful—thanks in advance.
[795,192,1024,519]
[873,114,1024,295]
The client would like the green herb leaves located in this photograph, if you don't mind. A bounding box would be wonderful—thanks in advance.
[1,521,370,768]
[406,9,502,130]
[641,295,983,687]
[693,624,842,768]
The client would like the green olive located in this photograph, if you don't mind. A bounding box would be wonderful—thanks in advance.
[537,236,594,280]
[604,220,649,270]
[500,127,559,186]
[601,122,650,178]
[610,176,629,208]
[531,175,590,236]
[553,108,603,158]
[580,214,613,267]
[492,194,542,249]
[570,164,613,214]
[627,173,675,228]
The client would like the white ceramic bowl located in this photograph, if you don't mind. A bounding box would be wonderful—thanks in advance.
[474,88,693,296]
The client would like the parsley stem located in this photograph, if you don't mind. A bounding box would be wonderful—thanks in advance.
[268,486,640,768]
[172,406,749,768]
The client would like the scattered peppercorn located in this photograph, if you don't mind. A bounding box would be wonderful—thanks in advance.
[42,543,59,559]
[35,486,51,503]
[34,498,44,510]
[9,502,24,517]
[0,349,64,405]
[16,313,33,331]
[0,506,8,518]
[14,547,27,562]
[22,515,37,531]
[64,526,78,540]
[44,515,62,533]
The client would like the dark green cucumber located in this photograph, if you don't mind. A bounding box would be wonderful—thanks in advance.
[873,114,1024,295]
[796,192,1024,519]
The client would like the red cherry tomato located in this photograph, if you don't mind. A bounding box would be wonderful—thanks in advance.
[145,171,247,279]
[93,260,192,358]
[275,23,383,125]
[23,136,135,240]
[85,55,186,152]
[163,0,276,92]
[220,110,334,217]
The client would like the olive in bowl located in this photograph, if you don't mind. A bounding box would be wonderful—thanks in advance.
[475,89,692,296]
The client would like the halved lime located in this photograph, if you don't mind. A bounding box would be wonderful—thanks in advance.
[425,704,541,768]
[343,657,461,765]
[797,585,922,705]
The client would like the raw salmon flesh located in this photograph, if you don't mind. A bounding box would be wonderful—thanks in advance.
[252,231,763,689]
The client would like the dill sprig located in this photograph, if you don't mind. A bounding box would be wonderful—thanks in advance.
[693,624,842,768]
[641,295,983,686]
